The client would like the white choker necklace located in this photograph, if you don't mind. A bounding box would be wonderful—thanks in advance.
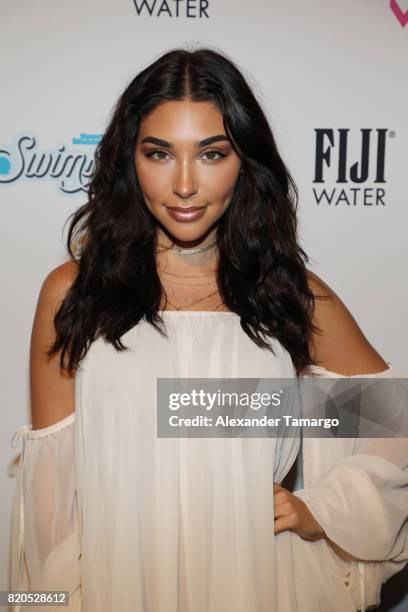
[169,240,217,255]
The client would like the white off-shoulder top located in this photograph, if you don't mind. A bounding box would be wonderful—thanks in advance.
[8,311,408,612]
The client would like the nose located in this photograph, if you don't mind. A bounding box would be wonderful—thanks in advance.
[172,159,198,200]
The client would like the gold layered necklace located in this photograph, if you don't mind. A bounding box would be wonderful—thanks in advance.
[164,292,224,311]
[157,238,225,311]
[160,270,224,311]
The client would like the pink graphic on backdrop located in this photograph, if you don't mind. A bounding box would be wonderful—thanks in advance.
[390,0,408,26]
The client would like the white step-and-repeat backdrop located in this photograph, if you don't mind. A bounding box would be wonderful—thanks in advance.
[1,1,407,609]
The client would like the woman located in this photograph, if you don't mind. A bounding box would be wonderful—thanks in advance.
[9,47,408,612]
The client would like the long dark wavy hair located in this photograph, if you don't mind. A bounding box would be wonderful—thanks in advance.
[48,46,323,377]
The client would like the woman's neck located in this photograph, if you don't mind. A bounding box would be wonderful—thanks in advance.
[156,248,219,276]
[155,229,219,274]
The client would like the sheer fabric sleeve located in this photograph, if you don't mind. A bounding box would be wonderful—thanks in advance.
[295,365,408,612]
[9,413,81,612]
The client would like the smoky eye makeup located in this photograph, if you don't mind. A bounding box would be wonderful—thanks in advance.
[202,149,227,160]
[142,147,229,162]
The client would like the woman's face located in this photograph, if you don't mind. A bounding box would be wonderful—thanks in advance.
[134,99,242,247]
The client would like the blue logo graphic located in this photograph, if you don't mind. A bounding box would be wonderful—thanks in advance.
[0,132,102,194]
[72,133,102,146]
[0,154,11,175]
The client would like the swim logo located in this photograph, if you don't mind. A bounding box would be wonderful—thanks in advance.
[132,0,209,18]
[313,128,393,207]
[0,132,102,194]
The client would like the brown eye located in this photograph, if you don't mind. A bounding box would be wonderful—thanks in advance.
[202,149,225,161]
[145,149,170,161]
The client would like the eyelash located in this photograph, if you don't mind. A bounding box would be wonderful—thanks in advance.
[144,149,226,162]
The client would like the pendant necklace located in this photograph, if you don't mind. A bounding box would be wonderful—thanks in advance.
[157,238,221,309]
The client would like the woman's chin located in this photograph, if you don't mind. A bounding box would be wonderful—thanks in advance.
[158,222,216,248]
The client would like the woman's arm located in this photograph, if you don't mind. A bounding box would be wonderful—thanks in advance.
[304,271,389,561]
[9,261,81,611]
[306,270,388,376]
[287,271,408,610]
[274,270,391,560]
[30,261,79,429]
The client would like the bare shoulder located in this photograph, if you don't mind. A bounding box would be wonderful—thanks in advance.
[305,269,388,375]
[40,260,79,304]
[30,260,79,430]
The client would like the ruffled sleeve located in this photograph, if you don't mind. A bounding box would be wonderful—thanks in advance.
[295,364,408,612]
[9,413,81,612]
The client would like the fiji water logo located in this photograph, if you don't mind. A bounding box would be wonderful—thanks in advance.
[313,128,394,207]
[0,132,102,194]
[132,0,209,17]
[390,0,408,27]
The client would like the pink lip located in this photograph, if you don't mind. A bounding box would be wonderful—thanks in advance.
[166,206,206,222]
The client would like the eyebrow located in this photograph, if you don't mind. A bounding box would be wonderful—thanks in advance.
[140,134,229,148]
